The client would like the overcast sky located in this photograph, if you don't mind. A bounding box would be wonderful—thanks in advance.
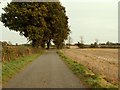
[0,0,119,44]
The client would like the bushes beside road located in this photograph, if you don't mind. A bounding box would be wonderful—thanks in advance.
[2,45,44,84]
[2,45,41,61]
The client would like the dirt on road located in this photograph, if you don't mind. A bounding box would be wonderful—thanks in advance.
[61,48,118,85]
[3,50,86,88]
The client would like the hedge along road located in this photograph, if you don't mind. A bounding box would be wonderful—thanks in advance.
[3,50,86,88]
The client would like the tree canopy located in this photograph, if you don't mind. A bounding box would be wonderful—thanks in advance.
[1,2,70,49]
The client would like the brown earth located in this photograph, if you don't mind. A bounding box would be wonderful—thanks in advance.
[61,48,118,85]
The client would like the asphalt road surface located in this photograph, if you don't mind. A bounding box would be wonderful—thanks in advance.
[4,50,86,88]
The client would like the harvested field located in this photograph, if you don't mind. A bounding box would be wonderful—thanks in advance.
[61,48,118,85]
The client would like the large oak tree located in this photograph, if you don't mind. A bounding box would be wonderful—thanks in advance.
[1,1,70,49]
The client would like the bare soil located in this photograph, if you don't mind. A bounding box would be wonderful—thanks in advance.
[61,48,118,85]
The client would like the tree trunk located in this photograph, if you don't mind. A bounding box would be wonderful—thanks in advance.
[47,40,51,49]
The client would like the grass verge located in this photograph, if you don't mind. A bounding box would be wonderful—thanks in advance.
[2,51,43,84]
[57,51,118,89]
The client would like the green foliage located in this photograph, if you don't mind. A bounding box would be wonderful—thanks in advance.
[2,2,48,47]
[1,2,70,49]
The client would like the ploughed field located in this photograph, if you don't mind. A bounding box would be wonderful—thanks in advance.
[61,48,118,85]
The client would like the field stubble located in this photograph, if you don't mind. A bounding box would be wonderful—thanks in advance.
[61,48,118,85]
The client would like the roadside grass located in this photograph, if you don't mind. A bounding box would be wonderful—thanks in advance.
[2,51,43,84]
[57,51,118,89]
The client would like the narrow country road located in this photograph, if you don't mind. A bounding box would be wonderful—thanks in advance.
[4,50,86,88]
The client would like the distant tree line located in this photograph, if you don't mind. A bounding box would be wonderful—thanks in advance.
[75,41,120,48]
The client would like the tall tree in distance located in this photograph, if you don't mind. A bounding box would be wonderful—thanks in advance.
[68,35,72,48]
